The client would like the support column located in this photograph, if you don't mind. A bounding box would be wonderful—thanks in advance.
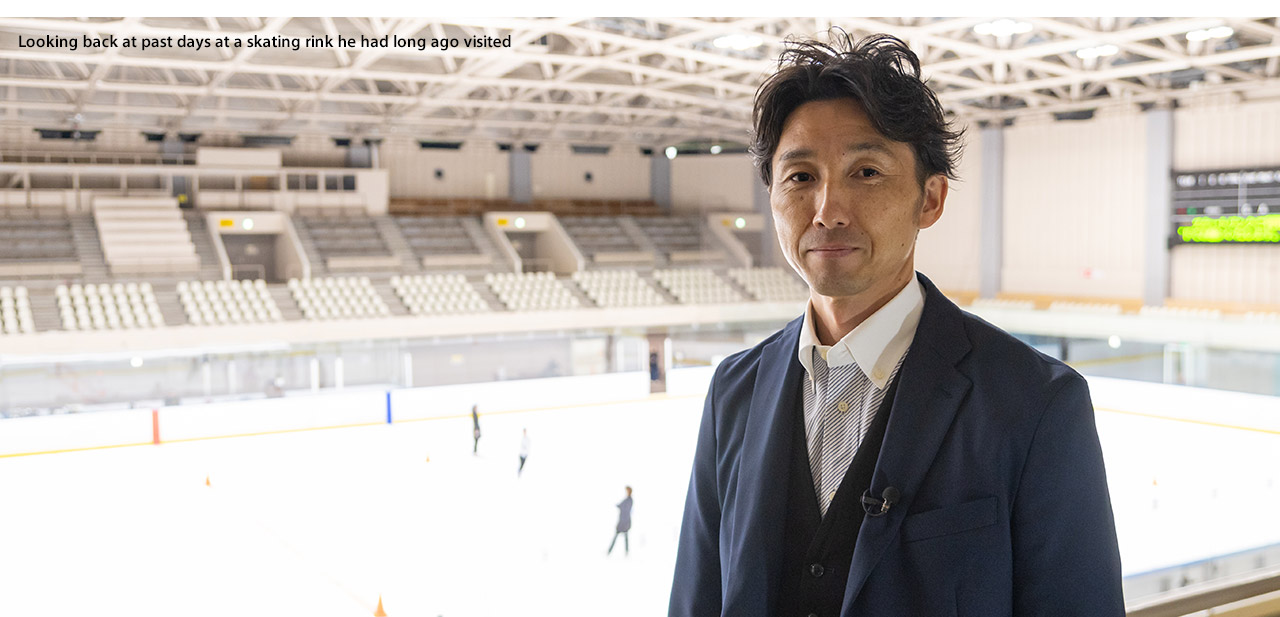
[979,125,1005,299]
[1144,108,1173,306]
[753,176,783,269]
[650,152,672,212]
[510,148,533,205]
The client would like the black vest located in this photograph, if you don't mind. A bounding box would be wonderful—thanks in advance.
[777,374,900,617]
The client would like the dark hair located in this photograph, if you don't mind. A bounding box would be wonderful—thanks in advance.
[750,31,963,187]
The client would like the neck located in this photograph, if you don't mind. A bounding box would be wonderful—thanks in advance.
[811,267,914,345]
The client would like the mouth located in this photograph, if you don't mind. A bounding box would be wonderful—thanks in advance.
[806,246,859,257]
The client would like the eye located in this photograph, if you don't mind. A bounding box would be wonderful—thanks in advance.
[789,172,814,183]
[858,168,881,178]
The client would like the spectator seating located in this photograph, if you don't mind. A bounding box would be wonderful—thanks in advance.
[178,279,282,326]
[297,215,398,271]
[570,269,666,308]
[1138,305,1222,319]
[0,207,82,277]
[653,268,745,304]
[391,274,490,315]
[93,196,199,274]
[728,267,808,302]
[1047,301,1123,315]
[56,282,164,331]
[970,298,1036,311]
[484,271,581,311]
[394,215,493,268]
[0,285,35,335]
[288,276,391,320]
[634,216,727,264]
[559,216,653,265]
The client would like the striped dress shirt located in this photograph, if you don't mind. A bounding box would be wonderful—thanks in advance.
[797,277,925,516]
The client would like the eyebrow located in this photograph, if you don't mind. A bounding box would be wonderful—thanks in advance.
[776,141,896,164]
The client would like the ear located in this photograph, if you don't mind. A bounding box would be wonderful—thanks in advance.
[918,174,947,230]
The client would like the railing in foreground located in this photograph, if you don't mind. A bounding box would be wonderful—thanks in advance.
[1127,565,1280,617]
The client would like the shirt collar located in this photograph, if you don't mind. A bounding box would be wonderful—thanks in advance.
[797,274,925,390]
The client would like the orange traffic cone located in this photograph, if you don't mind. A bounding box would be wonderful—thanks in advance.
[374,595,387,616]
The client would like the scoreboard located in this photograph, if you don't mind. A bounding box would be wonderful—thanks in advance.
[1172,168,1280,244]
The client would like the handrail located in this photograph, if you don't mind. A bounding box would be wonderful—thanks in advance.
[0,150,196,166]
[1126,565,1280,617]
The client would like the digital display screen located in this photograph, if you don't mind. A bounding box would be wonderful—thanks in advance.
[1172,169,1280,244]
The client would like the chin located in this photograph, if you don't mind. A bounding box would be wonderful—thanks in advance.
[809,277,870,299]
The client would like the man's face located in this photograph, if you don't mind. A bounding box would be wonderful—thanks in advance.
[768,97,946,302]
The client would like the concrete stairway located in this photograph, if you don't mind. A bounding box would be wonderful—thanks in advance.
[67,214,110,284]
[372,217,421,273]
[560,277,599,308]
[268,285,303,321]
[618,216,664,268]
[289,217,329,279]
[468,276,507,311]
[183,211,228,281]
[150,285,190,327]
[371,278,409,316]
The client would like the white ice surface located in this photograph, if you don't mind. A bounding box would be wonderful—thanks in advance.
[1,374,1278,616]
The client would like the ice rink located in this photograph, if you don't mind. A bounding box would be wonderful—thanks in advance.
[1,372,1278,616]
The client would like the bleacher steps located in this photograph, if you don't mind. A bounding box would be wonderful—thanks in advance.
[268,285,303,321]
[562,276,599,308]
[183,211,230,281]
[372,216,421,273]
[289,217,329,278]
[24,287,62,332]
[458,217,504,270]
[371,279,409,316]
[719,270,758,301]
[67,214,110,284]
[617,216,664,268]
[151,285,189,327]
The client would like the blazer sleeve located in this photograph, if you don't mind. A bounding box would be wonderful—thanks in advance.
[1011,373,1125,616]
[668,374,723,617]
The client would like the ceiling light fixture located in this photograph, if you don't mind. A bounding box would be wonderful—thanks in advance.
[1186,26,1233,42]
[713,34,764,51]
[1076,44,1119,60]
[973,19,1033,37]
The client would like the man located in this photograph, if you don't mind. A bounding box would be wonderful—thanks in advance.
[608,485,634,557]
[669,33,1123,617]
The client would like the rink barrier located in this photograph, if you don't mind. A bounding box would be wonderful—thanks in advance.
[2,369,1279,459]
[0,369,713,458]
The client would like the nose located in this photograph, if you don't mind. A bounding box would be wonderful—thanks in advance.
[812,181,850,229]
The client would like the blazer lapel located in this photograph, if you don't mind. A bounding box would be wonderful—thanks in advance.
[723,316,806,616]
[840,273,974,613]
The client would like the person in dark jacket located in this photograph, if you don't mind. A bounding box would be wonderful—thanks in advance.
[669,31,1123,617]
[608,486,634,556]
[470,404,481,455]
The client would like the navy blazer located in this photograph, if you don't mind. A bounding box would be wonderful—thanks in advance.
[669,273,1124,617]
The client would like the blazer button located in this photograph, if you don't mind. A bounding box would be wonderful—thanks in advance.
[807,613,819,617]
[809,563,825,577]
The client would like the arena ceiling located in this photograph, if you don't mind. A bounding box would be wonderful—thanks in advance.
[0,16,1279,147]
